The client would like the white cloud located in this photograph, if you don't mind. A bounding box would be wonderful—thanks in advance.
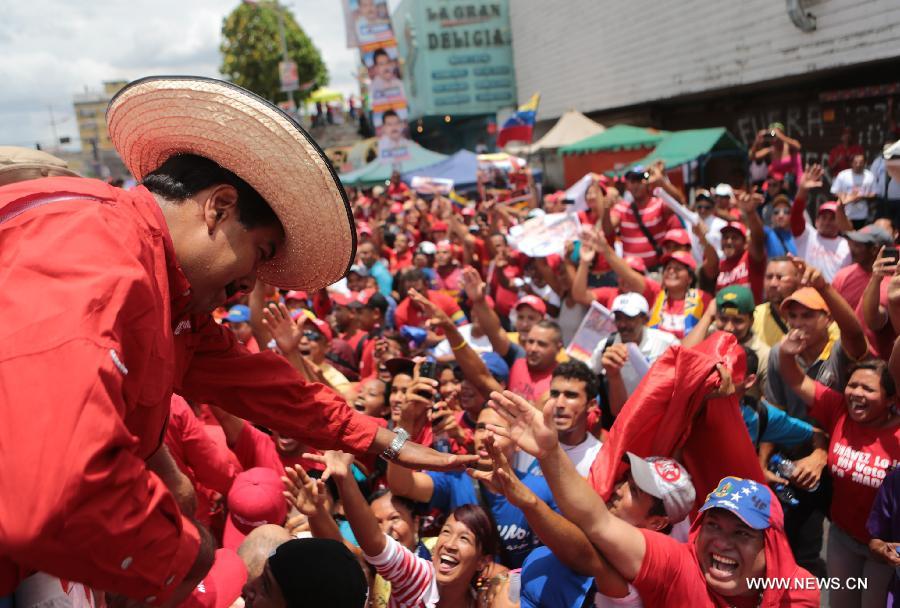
[0,0,388,151]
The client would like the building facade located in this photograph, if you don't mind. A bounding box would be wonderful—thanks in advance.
[510,0,900,168]
[392,0,516,152]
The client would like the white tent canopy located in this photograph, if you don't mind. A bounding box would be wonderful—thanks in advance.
[507,110,605,155]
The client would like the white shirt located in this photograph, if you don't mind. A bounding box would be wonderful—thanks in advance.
[702,214,727,259]
[794,225,852,282]
[589,328,679,396]
[871,156,900,200]
[831,168,876,220]
[432,324,493,358]
[515,433,602,478]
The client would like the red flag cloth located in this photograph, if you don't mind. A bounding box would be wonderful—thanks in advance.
[588,331,765,506]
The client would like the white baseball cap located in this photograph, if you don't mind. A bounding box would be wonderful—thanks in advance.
[611,293,649,318]
[713,183,734,198]
[626,452,696,523]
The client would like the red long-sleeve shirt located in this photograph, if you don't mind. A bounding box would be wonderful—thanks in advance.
[0,177,380,602]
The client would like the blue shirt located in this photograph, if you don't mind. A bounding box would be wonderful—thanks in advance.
[367,260,394,296]
[763,226,797,257]
[427,468,558,569]
[741,398,813,446]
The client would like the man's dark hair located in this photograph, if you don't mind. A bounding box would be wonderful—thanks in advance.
[647,496,674,535]
[489,231,508,245]
[400,267,427,286]
[741,344,760,377]
[363,292,389,315]
[532,319,563,344]
[372,48,390,63]
[768,255,793,264]
[382,109,399,122]
[142,153,279,229]
[367,487,419,518]
[552,360,599,401]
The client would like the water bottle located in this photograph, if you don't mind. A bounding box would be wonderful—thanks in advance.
[770,454,820,492]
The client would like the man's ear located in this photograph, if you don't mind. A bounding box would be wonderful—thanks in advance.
[743,372,758,392]
[645,514,670,533]
[202,184,240,233]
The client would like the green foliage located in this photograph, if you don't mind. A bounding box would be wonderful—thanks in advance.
[220,1,328,104]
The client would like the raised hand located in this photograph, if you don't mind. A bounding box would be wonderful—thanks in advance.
[799,164,824,191]
[460,265,487,302]
[408,288,451,327]
[872,247,899,279]
[601,343,629,374]
[261,302,302,355]
[578,229,597,264]
[736,191,764,217]
[283,464,329,518]
[782,329,808,357]
[470,434,537,509]
[302,450,355,482]
[487,390,558,459]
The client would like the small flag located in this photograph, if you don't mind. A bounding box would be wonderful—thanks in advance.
[496,93,540,148]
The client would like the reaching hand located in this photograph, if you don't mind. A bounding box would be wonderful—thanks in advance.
[736,191,764,217]
[789,451,826,491]
[283,465,329,518]
[781,329,808,357]
[302,450,355,482]
[408,288,452,328]
[799,164,824,192]
[469,434,537,509]
[460,266,487,302]
[647,161,667,189]
[708,363,736,398]
[487,390,558,459]
[578,229,597,264]
[799,263,826,291]
[262,302,302,355]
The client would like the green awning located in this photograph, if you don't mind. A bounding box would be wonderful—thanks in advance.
[559,124,668,155]
[631,128,745,168]
[339,144,448,187]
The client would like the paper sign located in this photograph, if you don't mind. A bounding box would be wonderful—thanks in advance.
[566,301,616,361]
[508,212,582,258]
[411,176,454,195]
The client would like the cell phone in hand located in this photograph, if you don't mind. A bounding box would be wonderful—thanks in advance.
[419,361,438,380]
[881,246,899,265]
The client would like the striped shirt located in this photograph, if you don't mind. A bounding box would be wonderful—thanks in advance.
[611,196,675,267]
[365,535,440,608]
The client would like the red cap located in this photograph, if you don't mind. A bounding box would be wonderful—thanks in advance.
[461,207,476,217]
[390,202,404,214]
[332,291,362,307]
[818,201,839,215]
[624,256,648,273]
[223,468,288,551]
[662,228,691,246]
[514,295,547,316]
[284,290,308,302]
[431,220,449,232]
[301,316,333,341]
[661,250,698,271]
[356,221,372,236]
[180,549,248,608]
[721,221,748,237]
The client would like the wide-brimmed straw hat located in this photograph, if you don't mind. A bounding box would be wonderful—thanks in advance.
[106,76,356,290]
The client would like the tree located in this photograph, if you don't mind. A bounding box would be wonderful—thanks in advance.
[220,1,328,105]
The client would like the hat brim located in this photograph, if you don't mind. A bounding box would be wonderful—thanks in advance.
[107,76,356,290]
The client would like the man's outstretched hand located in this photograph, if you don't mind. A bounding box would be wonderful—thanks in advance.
[487,390,559,459]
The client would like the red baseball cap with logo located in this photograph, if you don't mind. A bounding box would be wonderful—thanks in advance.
[301,316,333,341]
[181,549,248,608]
[661,250,698,271]
[223,467,288,551]
[514,295,547,316]
[721,221,748,237]
[662,228,691,246]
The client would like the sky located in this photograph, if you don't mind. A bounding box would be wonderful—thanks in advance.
[0,0,398,151]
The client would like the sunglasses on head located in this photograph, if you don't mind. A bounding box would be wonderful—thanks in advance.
[303,330,323,341]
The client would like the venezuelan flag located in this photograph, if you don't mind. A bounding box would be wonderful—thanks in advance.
[496,93,540,147]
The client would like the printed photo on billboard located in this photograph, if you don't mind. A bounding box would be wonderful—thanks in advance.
[363,43,407,111]
[375,108,412,162]
[343,0,393,47]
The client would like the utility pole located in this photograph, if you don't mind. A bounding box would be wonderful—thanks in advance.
[274,1,296,112]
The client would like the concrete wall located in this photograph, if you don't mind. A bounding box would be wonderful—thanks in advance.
[509,0,900,119]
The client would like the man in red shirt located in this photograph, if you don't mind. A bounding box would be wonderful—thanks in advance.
[832,224,892,309]
[703,192,767,302]
[393,269,467,346]
[0,77,469,605]
[386,170,410,201]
